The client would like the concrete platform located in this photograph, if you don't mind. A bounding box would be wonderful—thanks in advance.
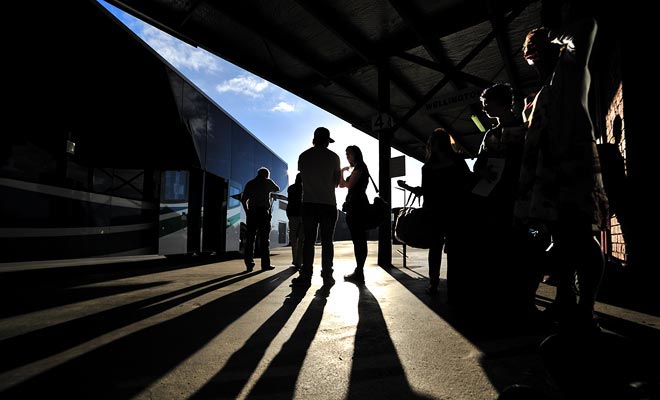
[1,241,658,399]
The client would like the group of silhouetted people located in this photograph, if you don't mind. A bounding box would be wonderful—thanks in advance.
[237,4,639,398]
[243,4,607,339]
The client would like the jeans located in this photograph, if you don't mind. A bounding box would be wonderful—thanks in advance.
[301,203,338,277]
[244,207,271,268]
[289,215,304,266]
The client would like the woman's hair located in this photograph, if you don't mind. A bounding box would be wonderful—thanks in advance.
[523,27,555,58]
[522,27,560,67]
[480,83,513,107]
[346,145,365,168]
[426,128,453,161]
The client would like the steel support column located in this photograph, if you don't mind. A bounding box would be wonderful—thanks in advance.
[377,62,392,267]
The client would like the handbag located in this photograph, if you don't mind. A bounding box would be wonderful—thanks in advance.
[394,193,435,248]
[365,195,388,230]
[363,172,389,230]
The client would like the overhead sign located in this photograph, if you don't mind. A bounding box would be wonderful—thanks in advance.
[371,113,394,132]
[390,156,406,178]
[423,87,482,114]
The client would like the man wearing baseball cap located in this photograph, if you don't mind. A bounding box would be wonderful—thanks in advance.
[292,127,341,287]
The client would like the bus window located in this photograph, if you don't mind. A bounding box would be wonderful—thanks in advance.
[229,183,241,209]
[163,171,188,202]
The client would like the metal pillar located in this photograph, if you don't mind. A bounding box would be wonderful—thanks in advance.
[377,62,392,267]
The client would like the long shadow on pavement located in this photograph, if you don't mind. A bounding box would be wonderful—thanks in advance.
[382,264,660,398]
[346,284,433,400]
[0,270,257,373]
[190,285,310,399]
[0,267,297,399]
[0,254,241,318]
[244,286,331,399]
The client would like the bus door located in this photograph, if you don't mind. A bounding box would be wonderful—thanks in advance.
[159,170,189,255]
[202,173,227,254]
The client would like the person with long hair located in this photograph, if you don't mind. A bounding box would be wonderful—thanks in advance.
[340,145,369,283]
[518,11,607,334]
[405,129,471,294]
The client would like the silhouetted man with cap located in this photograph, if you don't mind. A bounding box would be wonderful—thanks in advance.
[292,127,341,287]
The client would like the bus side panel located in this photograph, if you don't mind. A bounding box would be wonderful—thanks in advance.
[0,178,156,262]
[158,171,189,255]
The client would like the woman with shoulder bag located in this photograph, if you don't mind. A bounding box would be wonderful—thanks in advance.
[409,129,471,294]
[340,145,370,284]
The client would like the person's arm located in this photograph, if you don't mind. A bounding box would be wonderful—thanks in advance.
[397,179,421,196]
[333,155,341,188]
[269,179,280,193]
[339,166,351,188]
[551,18,597,67]
[240,190,249,212]
[341,167,363,189]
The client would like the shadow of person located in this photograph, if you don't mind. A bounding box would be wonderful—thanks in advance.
[0,270,261,375]
[0,268,297,399]
[245,288,329,398]
[540,331,660,400]
[190,287,309,399]
[346,285,433,400]
[0,255,242,318]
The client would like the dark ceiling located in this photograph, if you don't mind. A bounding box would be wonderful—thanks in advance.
[105,0,543,161]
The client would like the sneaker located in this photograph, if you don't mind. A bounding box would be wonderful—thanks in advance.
[425,285,438,295]
[323,276,335,287]
[245,262,255,272]
[344,271,364,284]
[290,275,311,287]
[261,265,275,271]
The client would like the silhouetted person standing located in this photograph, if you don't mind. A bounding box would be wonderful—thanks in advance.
[404,128,471,294]
[241,167,280,272]
[518,13,607,334]
[340,145,370,284]
[473,83,538,315]
[292,127,341,287]
[287,173,304,269]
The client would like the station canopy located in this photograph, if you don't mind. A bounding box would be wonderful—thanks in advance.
[106,0,543,161]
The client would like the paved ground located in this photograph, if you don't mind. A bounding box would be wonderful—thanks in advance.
[0,242,658,399]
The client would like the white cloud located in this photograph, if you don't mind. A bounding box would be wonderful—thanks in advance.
[140,25,221,73]
[271,102,296,112]
[216,75,269,98]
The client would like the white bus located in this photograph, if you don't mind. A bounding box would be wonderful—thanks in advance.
[1,1,288,262]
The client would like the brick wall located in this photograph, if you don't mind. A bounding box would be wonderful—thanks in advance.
[605,83,627,263]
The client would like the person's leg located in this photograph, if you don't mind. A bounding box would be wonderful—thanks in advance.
[318,204,338,281]
[553,212,603,333]
[244,212,257,270]
[428,237,445,292]
[345,214,367,282]
[353,232,368,270]
[300,204,318,278]
[295,217,305,266]
[575,234,604,320]
[290,216,303,267]
[258,209,272,269]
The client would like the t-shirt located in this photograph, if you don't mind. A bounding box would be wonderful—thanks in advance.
[287,183,303,217]
[242,177,280,209]
[298,146,340,206]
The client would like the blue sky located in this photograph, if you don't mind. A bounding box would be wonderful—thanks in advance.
[100,1,422,207]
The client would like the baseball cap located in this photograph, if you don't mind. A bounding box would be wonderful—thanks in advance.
[313,127,334,143]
